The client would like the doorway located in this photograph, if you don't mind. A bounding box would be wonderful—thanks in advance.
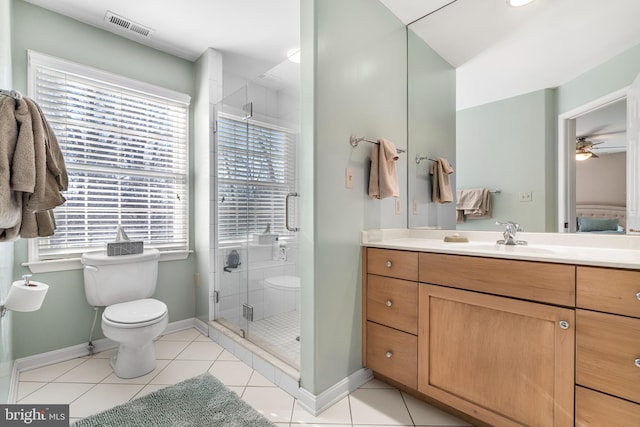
[557,88,628,232]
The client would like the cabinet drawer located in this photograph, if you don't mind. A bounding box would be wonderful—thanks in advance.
[576,309,640,403]
[419,252,575,306]
[576,386,640,427]
[367,248,418,281]
[366,321,417,389]
[367,274,418,334]
[577,266,640,318]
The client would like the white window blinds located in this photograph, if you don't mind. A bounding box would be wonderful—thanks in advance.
[28,52,190,260]
[217,114,296,242]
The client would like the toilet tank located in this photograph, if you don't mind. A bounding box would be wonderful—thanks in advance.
[81,249,160,307]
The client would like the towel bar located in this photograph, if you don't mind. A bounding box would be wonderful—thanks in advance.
[350,135,406,153]
[415,155,454,167]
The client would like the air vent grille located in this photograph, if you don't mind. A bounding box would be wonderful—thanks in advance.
[104,11,153,38]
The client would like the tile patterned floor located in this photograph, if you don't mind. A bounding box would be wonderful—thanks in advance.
[250,310,300,369]
[16,328,471,426]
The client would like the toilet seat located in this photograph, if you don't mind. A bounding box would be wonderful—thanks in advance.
[103,298,167,329]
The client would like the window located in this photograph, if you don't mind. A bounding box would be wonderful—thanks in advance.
[28,51,190,264]
[217,114,296,243]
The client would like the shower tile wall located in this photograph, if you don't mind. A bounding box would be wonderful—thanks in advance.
[218,240,299,326]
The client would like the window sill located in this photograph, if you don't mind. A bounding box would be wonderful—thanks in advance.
[23,250,193,273]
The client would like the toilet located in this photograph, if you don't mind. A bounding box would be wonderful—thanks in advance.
[263,275,300,318]
[81,248,168,379]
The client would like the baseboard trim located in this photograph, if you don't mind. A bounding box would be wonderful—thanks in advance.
[296,368,373,416]
[11,317,373,416]
[10,318,199,403]
[193,318,208,336]
[7,363,19,405]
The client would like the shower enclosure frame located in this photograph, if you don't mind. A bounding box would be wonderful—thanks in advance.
[212,66,301,369]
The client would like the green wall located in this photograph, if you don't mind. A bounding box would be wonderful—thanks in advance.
[407,27,456,228]
[455,41,640,233]
[301,0,407,394]
[10,0,197,359]
[456,89,556,232]
[558,42,640,114]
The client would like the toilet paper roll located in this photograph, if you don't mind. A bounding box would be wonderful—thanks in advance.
[5,281,49,312]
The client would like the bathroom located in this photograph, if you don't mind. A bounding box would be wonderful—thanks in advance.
[2,0,640,425]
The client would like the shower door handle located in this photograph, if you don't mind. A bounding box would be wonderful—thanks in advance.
[286,192,300,232]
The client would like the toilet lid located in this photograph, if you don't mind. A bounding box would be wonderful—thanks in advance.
[104,298,167,324]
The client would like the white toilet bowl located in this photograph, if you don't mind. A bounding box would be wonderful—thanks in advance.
[101,298,168,379]
[263,275,300,318]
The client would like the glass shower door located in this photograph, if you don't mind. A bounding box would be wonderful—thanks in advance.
[214,58,301,368]
[214,85,251,338]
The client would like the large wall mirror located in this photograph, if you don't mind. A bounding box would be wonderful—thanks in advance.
[402,0,640,234]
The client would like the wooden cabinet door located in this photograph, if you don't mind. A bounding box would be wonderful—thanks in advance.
[418,284,574,427]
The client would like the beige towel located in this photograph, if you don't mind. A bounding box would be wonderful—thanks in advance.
[23,97,67,212]
[368,138,400,199]
[0,96,67,241]
[456,188,492,223]
[429,158,454,203]
[0,95,23,229]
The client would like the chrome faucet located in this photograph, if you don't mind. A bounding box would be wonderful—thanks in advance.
[496,221,527,246]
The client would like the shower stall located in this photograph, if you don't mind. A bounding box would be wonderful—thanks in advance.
[212,59,300,369]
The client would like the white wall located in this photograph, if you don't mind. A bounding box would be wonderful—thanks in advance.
[576,152,626,205]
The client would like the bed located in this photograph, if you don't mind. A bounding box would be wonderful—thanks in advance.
[576,204,626,234]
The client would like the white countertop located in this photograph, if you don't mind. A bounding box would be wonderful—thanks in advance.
[362,229,640,269]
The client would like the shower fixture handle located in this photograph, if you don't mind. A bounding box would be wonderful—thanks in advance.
[286,192,300,232]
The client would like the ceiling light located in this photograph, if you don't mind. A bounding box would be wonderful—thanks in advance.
[287,48,300,64]
[576,151,593,161]
[507,0,535,7]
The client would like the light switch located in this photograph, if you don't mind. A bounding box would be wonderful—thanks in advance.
[345,168,354,189]
[519,191,532,202]
[395,198,401,214]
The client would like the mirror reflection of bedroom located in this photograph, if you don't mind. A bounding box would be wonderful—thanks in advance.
[575,98,627,234]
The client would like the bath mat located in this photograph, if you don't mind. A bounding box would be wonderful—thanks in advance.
[73,373,276,427]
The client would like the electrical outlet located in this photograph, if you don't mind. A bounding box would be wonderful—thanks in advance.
[194,272,200,288]
[519,191,533,202]
[345,167,354,189]
[395,198,401,214]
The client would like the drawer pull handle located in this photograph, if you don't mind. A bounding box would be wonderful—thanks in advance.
[636,292,640,301]
[635,359,640,368]
[385,260,392,268]
[386,351,393,358]
[386,300,393,307]
[559,320,570,330]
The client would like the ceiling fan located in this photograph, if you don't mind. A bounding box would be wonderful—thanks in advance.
[575,135,626,161]
[575,137,602,160]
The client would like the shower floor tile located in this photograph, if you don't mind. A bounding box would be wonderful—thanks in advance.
[249,310,300,368]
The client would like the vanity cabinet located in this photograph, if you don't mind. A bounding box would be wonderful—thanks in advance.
[363,248,575,426]
[419,254,575,427]
[575,266,640,426]
[363,248,418,388]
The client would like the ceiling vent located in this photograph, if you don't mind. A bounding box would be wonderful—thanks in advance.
[104,11,153,38]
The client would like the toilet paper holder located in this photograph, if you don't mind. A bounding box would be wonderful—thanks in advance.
[0,274,49,317]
